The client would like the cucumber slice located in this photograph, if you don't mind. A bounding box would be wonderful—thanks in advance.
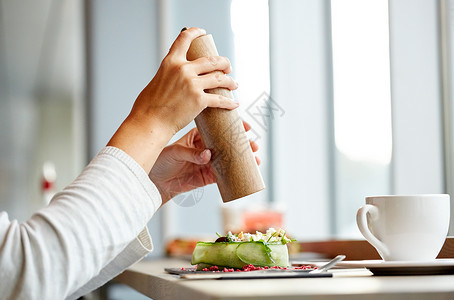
[191,241,289,269]
[236,242,289,267]
[191,242,246,269]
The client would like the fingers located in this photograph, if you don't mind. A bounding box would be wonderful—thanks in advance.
[173,144,212,165]
[250,140,259,152]
[176,127,198,145]
[198,149,211,164]
[204,94,239,110]
[191,56,232,75]
[198,72,238,91]
[243,120,251,132]
[181,125,258,153]
[176,127,259,168]
[168,27,206,58]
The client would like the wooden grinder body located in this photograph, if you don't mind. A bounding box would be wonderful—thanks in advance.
[187,34,265,202]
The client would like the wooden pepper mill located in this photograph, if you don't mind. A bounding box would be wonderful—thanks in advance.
[186,34,265,202]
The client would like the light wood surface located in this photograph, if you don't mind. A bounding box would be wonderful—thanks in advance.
[186,34,265,202]
[439,237,454,258]
[299,237,454,260]
[114,258,454,300]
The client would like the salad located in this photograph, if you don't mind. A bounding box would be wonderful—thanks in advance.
[218,228,294,244]
[191,228,295,270]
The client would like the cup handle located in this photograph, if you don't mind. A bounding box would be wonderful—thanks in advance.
[356,204,389,258]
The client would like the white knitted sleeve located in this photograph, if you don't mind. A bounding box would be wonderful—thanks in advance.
[0,147,161,299]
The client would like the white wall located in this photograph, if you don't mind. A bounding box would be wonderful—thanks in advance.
[441,0,454,234]
[86,0,164,255]
[0,0,85,221]
[87,0,160,155]
[389,0,445,195]
[269,0,332,239]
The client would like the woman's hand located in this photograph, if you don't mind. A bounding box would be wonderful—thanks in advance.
[107,27,239,173]
[131,26,239,135]
[150,121,260,205]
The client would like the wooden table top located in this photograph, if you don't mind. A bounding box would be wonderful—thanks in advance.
[114,257,454,300]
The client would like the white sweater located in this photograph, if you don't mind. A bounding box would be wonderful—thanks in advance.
[0,147,162,299]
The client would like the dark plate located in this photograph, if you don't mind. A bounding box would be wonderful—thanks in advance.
[165,267,332,279]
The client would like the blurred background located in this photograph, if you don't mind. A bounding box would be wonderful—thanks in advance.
[1,0,454,298]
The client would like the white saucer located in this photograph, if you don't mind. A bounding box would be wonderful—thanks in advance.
[336,259,454,275]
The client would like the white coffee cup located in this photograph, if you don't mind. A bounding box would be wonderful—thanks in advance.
[357,194,450,261]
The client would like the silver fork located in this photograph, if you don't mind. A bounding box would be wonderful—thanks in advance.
[308,255,346,274]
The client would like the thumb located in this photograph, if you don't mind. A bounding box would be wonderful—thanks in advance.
[175,145,211,165]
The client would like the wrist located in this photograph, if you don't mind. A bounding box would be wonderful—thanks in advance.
[152,181,171,205]
[107,115,174,174]
[128,112,175,143]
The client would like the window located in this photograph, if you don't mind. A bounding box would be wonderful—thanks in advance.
[331,0,392,237]
[270,0,448,240]
[86,0,451,249]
